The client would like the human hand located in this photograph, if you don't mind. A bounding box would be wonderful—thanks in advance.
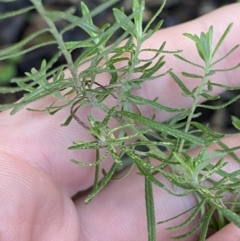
[1,3,240,240]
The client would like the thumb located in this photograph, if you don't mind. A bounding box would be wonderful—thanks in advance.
[0,153,81,240]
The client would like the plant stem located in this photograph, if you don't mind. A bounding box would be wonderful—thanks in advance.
[178,66,211,152]
[31,0,80,92]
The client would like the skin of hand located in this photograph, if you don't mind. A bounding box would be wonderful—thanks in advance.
[1,3,240,241]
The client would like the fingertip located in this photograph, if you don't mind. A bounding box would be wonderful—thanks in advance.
[206,223,240,241]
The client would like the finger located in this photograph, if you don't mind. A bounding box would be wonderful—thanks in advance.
[75,166,198,241]
[75,134,240,241]
[206,223,240,241]
[0,153,81,240]
[0,100,107,196]
[0,3,240,197]
[133,3,240,122]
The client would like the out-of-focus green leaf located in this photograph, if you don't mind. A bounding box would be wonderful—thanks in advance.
[231,116,240,131]
[0,6,34,20]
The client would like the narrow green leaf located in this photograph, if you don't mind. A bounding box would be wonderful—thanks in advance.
[127,94,186,113]
[199,207,215,241]
[193,145,208,165]
[132,0,144,38]
[120,111,207,145]
[212,202,240,228]
[212,63,240,73]
[44,6,75,21]
[209,82,240,91]
[65,40,94,50]
[124,147,193,197]
[109,145,122,164]
[212,23,233,58]
[0,28,49,57]
[0,41,57,61]
[25,59,49,87]
[145,158,156,241]
[216,139,240,164]
[92,149,101,192]
[171,218,203,240]
[231,116,240,131]
[206,25,213,56]
[169,71,192,97]
[80,2,92,21]
[106,57,130,66]
[100,107,116,127]
[61,115,73,126]
[0,102,22,111]
[211,44,239,66]
[200,93,220,100]
[0,86,23,94]
[208,164,239,184]
[107,130,149,145]
[131,70,169,85]
[48,10,101,36]
[198,93,240,109]
[113,8,135,34]
[85,163,118,204]
[199,26,213,62]
[217,209,226,230]
[10,80,71,114]
[134,62,152,73]
[199,159,227,183]
[157,205,197,224]
[74,0,121,27]
[109,64,118,84]
[174,54,204,69]
[191,122,224,139]
[211,180,229,192]
[140,41,166,62]
[143,0,166,34]
[129,140,173,149]
[142,19,164,42]
[147,152,174,164]
[0,6,34,20]
[109,123,134,134]
[223,181,240,189]
[68,140,103,150]
[74,29,129,67]
[80,2,100,40]
[183,33,204,61]
[155,169,190,189]
[70,149,109,167]
[167,200,205,231]
[74,46,101,66]
[182,72,202,79]
[173,152,192,172]
[141,56,165,79]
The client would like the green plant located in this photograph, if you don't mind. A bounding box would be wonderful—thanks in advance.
[1,0,240,240]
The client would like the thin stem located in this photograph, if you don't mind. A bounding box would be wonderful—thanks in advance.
[178,65,211,152]
[70,98,90,130]
[31,0,80,91]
